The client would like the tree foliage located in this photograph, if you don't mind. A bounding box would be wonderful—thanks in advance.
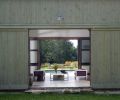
[39,40,77,64]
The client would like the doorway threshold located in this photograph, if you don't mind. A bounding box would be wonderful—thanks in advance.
[26,87,92,93]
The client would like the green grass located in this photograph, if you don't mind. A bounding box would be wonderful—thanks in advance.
[0,93,120,100]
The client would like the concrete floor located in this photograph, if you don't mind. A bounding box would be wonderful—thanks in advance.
[31,71,90,89]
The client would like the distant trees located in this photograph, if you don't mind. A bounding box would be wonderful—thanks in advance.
[39,40,77,64]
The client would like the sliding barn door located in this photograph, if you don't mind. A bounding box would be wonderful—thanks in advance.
[91,29,120,89]
[0,29,29,90]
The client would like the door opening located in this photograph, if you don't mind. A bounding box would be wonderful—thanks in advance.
[29,29,90,89]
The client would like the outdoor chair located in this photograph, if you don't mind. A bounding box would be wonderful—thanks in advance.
[74,69,87,80]
[34,70,45,81]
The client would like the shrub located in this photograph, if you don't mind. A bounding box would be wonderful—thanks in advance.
[41,63,50,68]
[53,64,59,73]
[70,61,78,68]
[64,61,72,66]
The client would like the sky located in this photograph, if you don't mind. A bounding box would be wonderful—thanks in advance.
[69,40,78,48]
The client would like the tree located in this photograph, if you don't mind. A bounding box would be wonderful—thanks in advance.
[39,40,77,64]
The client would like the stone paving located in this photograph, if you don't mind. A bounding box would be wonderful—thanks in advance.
[31,71,90,89]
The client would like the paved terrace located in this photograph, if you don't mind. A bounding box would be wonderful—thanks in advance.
[31,71,90,89]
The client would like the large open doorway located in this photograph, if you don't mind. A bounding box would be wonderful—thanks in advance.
[29,29,90,89]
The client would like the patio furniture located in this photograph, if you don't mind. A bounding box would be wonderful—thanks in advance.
[50,73,64,80]
[61,70,67,74]
[53,74,64,80]
[74,69,87,80]
[34,70,45,81]
[50,72,69,80]
[61,70,69,80]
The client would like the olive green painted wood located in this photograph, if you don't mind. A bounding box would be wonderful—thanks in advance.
[91,30,120,89]
[0,0,120,27]
[0,29,29,90]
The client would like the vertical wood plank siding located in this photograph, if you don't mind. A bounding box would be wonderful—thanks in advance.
[0,29,29,90]
[91,30,120,89]
[0,0,120,90]
[0,0,120,26]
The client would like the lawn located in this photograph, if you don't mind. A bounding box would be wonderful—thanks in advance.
[0,93,120,100]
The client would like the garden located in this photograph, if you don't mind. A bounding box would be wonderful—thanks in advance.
[40,61,78,70]
[39,40,78,71]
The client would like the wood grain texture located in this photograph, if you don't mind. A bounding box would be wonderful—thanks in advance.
[0,0,120,27]
[91,30,120,89]
[0,29,29,90]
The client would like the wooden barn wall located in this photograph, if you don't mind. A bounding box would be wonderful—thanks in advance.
[0,0,120,26]
[91,30,120,89]
[0,29,29,90]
